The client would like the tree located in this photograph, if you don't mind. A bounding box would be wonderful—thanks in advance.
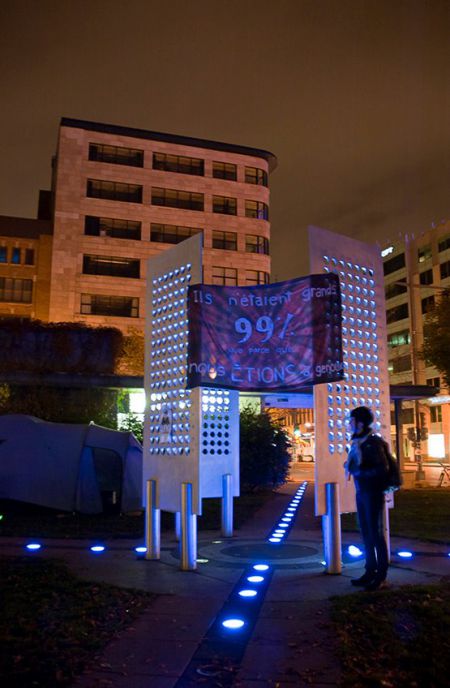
[421,290,450,387]
[239,405,291,491]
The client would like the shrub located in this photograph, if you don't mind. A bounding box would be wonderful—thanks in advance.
[240,405,291,491]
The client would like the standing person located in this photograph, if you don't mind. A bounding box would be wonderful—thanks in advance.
[344,406,389,591]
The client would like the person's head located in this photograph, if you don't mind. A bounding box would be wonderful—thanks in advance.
[348,406,373,436]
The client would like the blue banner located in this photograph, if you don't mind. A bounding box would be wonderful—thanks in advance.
[187,274,343,391]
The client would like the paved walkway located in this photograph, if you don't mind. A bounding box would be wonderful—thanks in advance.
[2,477,449,687]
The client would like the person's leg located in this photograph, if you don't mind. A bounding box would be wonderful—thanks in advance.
[364,492,388,590]
[351,491,377,585]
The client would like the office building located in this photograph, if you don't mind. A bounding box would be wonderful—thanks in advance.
[383,218,450,461]
[0,118,276,331]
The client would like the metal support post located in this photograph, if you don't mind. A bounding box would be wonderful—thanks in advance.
[221,473,233,537]
[383,498,391,563]
[145,479,160,560]
[181,482,197,571]
[393,398,404,472]
[175,511,181,541]
[322,482,341,574]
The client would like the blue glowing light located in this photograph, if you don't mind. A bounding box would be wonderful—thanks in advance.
[397,550,413,558]
[247,575,264,583]
[269,537,282,543]
[278,523,289,529]
[348,545,363,557]
[281,516,292,522]
[253,564,269,571]
[135,546,147,554]
[222,618,245,630]
[238,589,258,598]
[90,545,105,553]
[26,543,42,551]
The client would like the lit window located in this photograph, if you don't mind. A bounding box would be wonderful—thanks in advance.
[82,255,140,278]
[153,153,204,176]
[89,143,144,167]
[245,270,269,285]
[213,161,237,181]
[212,266,237,285]
[152,187,204,211]
[81,294,139,318]
[0,277,33,303]
[87,179,142,203]
[212,230,237,250]
[151,224,202,244]
[418,245,432,263]
[245,166,267,186]
[245,200,268,220]
[245,234,269,254]
[85,216,141,240]
[212,195,237,215]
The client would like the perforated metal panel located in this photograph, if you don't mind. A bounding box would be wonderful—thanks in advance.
[309,226,390,516]
[144,234,239,515]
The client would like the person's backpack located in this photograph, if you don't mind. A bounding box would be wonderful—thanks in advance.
[382,441,402,493]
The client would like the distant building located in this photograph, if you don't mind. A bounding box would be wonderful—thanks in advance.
[382,218,450,462]
[0,117,276,331]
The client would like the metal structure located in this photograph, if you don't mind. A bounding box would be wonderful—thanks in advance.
[309,226,391,573]
[143,235,239,570]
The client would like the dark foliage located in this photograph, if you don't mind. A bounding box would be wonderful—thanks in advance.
[0,317,123,374]
[239,405,291,490]
[422,290,450,387]
[0,384,118,427]
[0,556,154,687]
[331,580,450,687]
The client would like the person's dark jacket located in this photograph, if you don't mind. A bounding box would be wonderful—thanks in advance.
[353,434,389,493]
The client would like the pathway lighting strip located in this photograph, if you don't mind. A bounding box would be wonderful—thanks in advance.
[267,481,308,544]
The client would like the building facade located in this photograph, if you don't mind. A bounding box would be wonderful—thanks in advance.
[0,216,53,321]
[1,118,276,332]
[383,218,450,462]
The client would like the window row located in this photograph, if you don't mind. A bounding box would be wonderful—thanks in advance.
[88,143,268,185]
[387,329,411,348]
[211,267,269,286]
[0,246,35,265]
[0,277,33,303]
[81,254,269,285]
[83,216,269,253]
[86,180,269,218]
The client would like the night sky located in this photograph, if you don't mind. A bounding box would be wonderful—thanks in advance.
[1,0,449,279]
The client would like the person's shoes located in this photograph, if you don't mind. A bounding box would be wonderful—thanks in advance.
[351,572,376,587]
[364,577,388,592]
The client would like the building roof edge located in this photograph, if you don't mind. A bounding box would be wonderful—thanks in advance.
[60,117,278,171]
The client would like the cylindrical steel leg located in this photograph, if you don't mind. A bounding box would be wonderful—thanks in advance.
[175,511,181,541]
[145,479,160,560]
[181,482,197,571]
[323,482,341,574]
[221,473,233,537]
[383,498,391,562]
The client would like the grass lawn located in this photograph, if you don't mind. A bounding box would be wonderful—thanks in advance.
[341,488,450,542]
[331,579,450,688]
[0,489,276,540]
[0,556,154,688]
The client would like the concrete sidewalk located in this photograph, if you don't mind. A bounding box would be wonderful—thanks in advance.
[2,480,449,687]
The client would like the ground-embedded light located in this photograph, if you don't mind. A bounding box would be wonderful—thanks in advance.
[26,543,42,551]
[247,575,264,583]
[269,537,282,543]
[253,564,269,571]
[90,545,105,553]
[134,546,147,554]
[278,523,289,528]
[348,545,363,557]
[238,589,258,598]
[222,618,245,630]
[397,550,413,558]
[196,558,209,563]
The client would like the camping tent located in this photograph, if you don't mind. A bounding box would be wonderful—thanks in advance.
[0,414,142,513]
